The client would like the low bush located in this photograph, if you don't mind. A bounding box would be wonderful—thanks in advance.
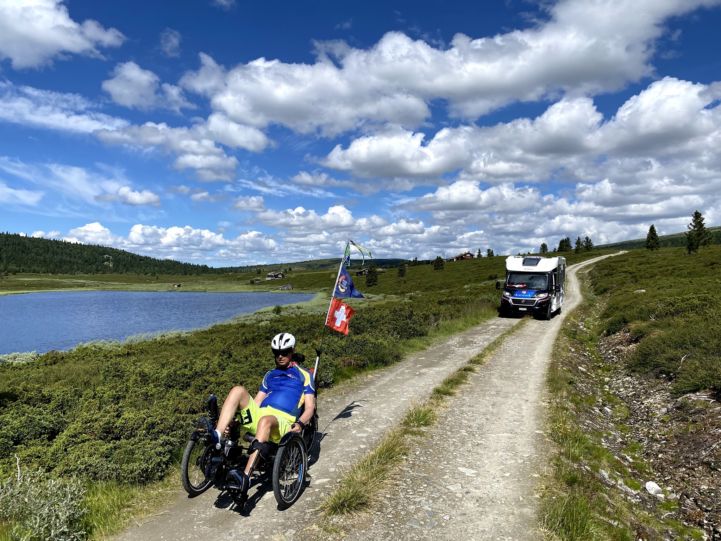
[590,246,721,396]
[0,468,87,541]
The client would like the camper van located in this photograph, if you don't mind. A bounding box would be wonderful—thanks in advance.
[499,256,566,319]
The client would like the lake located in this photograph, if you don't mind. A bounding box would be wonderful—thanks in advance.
[0,290,315,355]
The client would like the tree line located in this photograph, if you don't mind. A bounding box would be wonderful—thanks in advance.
[0,234,234,275]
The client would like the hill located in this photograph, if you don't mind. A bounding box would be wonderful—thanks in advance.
[597,225,721,250]
[0,233,405,275]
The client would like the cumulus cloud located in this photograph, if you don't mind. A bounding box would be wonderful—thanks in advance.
[99,186,161,206]
[0,0,124,69]
[179,0,720,136]
[38,221,279,264]
[0,81,128,133]
[102,62,193,111]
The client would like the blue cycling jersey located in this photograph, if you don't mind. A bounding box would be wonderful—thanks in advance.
[259,365,315,418]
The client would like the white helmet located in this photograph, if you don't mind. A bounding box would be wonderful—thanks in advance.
[271,332,296,351]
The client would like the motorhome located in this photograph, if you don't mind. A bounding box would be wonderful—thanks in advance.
[499,255,566,319]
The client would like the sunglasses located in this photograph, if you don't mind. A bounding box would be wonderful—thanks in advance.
[272,348,293,357]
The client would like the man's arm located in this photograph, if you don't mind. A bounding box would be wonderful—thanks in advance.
[292,394,315,432]
[254,390,267,406]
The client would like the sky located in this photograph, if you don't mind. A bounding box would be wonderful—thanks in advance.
[1,0,721,266]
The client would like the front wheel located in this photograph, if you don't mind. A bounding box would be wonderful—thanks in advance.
[181,438,215,497]
[272,435,307,509]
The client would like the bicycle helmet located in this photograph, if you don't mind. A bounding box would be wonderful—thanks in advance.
[271,332,296,351]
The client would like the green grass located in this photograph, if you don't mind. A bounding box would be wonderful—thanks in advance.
[540,272,706,541]
[588,245,721,395]
[321,430,408,515]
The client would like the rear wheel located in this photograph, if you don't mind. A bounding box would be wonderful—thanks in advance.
[181,438,215,496]
[272,435,307,509]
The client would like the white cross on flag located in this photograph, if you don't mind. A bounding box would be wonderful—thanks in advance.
[325,297,355,335]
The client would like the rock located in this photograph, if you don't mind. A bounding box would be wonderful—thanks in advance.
[645,481,664,497]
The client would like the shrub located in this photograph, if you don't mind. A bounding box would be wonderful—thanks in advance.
[0,468,87,541]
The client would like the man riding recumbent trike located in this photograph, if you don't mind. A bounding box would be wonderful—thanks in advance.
[181,332,319,509]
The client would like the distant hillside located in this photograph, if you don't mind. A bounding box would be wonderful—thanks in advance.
[0,233,406,275]
[598,226,721,250]
[0,234,218,275]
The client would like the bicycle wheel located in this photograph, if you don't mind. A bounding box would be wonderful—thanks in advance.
[272,435,307,509]
[181,438,214,496]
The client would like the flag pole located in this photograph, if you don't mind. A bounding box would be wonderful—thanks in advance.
[316,240,350,376]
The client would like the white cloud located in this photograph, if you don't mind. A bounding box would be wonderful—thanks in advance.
[0,181,44,206]
[233,195,265,211]
[0,81,128,133]
[112,186,161,206]
[0,0,124,69]
[102,62,193,111]
[206,113,270,152]
[97,122,239,181]
[179,0,720,136]
[160,28,181,58]
[66,222,117,246]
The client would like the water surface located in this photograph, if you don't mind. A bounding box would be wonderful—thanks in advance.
[0,290,314,355]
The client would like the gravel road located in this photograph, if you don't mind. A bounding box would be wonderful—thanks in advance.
[116,255,616,541]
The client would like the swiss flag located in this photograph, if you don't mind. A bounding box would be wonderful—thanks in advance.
[325,297,355,335]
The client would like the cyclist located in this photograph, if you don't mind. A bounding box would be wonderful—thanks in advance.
[211,332,315,499]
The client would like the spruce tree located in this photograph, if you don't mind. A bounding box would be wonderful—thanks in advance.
[540,243,548,254]
[486,248,494,257]
[476,249,482,258]
[574,236,582,253]
[397,264,406,278]
[686,210,712,254]
[645,224,660,250]
[583,236,593,251]
[433,256,445,270]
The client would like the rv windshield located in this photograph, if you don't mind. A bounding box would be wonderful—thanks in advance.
[506,272,548,290]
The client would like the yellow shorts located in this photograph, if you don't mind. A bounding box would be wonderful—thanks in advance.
[237,400,295,443]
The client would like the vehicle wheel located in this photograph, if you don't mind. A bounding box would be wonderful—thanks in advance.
[181,438,214,497]
[545,302,553,320]
[272,434,307,509]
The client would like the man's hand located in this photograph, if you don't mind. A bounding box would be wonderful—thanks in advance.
[290,420,305,433]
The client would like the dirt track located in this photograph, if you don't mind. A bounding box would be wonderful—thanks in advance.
[116,255,617,541]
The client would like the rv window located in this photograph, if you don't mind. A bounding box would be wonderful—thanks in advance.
[522,257,541,266]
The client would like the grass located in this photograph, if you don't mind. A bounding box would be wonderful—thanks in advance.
[540,270,706,541]
[588,245,721,396]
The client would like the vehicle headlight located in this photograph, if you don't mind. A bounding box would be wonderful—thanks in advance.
[502,291,511,298]
[535,292,549,299]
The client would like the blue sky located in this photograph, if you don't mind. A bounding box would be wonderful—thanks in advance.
[1,0,721,266]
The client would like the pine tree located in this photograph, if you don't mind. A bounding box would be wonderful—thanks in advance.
[486,248,494,258]
[686,210,712,254]
[574,236,582,253]
[540,243,548,254]
[645,224,660,251]
[433,256,445,271]
[583,236,593,251]
[476,249,482,258]
[557,237,572,252]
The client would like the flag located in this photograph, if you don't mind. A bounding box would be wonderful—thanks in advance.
[325,297,355,335]
[333,263,364,298]
[349,240,372,266]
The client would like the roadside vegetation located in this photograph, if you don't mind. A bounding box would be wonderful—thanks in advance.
[0,247,608,539]
[541,245,720,540]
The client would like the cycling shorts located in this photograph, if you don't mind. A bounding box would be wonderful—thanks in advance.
[237,400,295,443]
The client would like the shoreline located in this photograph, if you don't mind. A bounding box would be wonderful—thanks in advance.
[0,290,326,359]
